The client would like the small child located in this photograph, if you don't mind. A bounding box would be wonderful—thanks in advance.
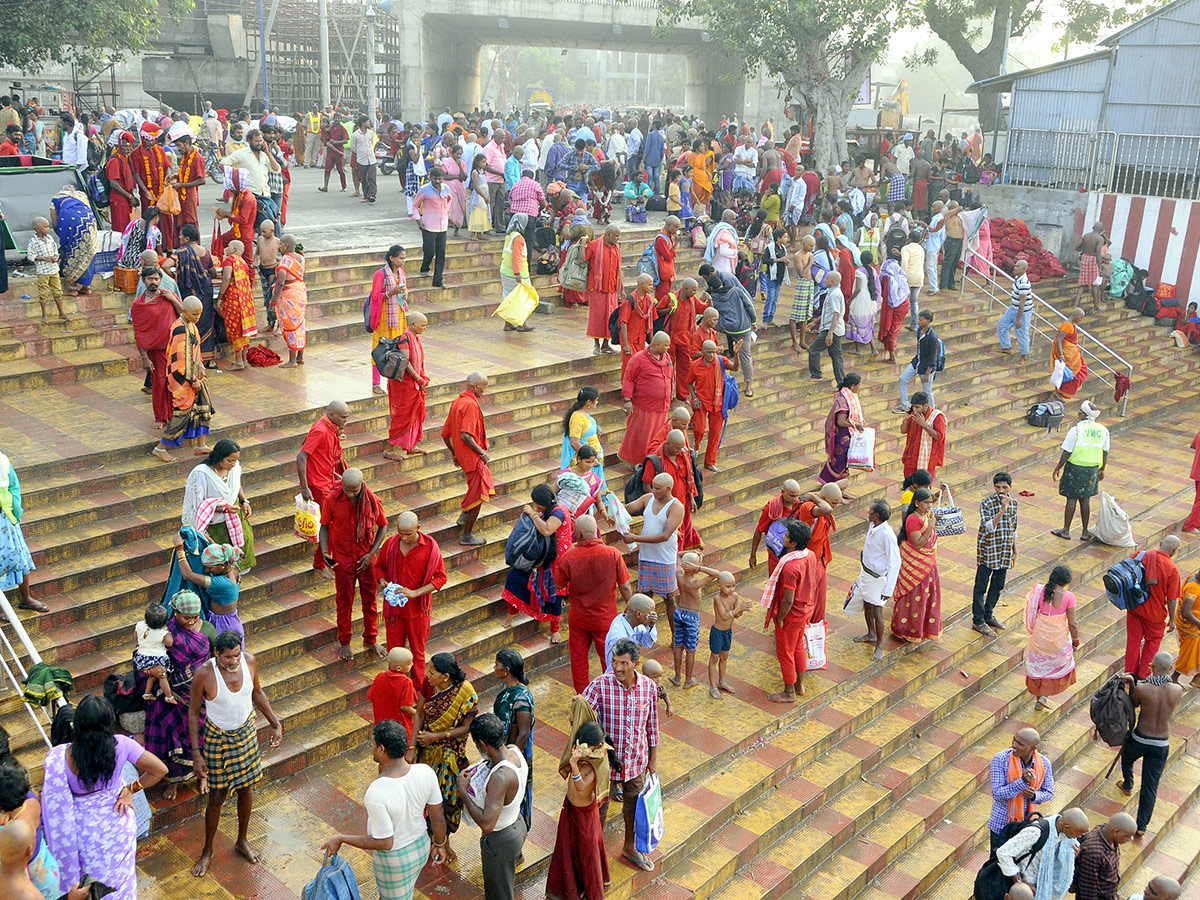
[255,221,281,328]
[678,165,695,228]
[761,228,789,326]
[674,552,719,688]
[134,603,175,704]
[368,647,418,738]
[667,168,683,214]
[26,217,66,324]
[824,167,842,201]
[708,571,751,700]
[641,658,674,718]
[791,235,816,352]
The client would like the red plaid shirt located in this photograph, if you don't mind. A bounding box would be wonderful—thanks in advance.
[582,672,659,780]
[507,176,545,216]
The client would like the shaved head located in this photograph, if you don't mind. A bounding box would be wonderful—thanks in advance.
[396,510,418,530]
[783,479,801,493]
[387,646,413,669]
[1106,811,1136,843]
[342,467,363,489]
[1152,650,1174,675]
[182,295,203,314]
[327,400,350,416]
[627,593,655,614]
[576,515,598,539]
[702,307,720,323]
[1006,884,1034,900]
[652,472,675,491]
[281,234,297,252]
[669,406,692,426]
[467,371,487,386]
[409,310,428,327]
[1059,807,1091,837]
[650,331,671,353]
[642,658,664,679]
[819,483,843,505]
[1146,876,1182,900]
[1161,534,1181,555]
[227,239,244,257]
[0,816,33,865]
[701,340,718,353]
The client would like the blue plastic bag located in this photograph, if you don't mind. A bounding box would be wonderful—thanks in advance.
[301,853,362,900]
[634,773,664,855]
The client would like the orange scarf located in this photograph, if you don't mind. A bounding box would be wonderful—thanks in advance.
[1006,750,1045,824]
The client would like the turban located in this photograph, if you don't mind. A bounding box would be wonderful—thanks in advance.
[201,543,243,568]
[140,122,162,138]
[172,591,202,615]
[1081,400,1101,421]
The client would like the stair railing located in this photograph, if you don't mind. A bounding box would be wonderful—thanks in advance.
[958,247,1133,416]
[0,589,55,748]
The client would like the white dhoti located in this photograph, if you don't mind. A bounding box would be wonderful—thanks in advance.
[843,567,889,614]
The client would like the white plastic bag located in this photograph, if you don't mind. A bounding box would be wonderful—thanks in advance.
[1051,358,1067,389]
[848,427,876,470]
[1092,491,1136,547]
[293,494,321,542]
[804,620,827,671]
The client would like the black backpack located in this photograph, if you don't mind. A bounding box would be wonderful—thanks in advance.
[974,816,1049,900]
[104,671,145,716]
[1090,673,1137,747]
[1025,400,1065,429]
[609,294,636,345]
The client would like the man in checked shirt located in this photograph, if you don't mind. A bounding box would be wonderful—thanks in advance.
[987,727,1055,852]
[974,471,1019,637]
[582,637,660,872]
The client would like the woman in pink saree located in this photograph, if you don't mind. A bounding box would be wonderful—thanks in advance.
[442,144,469,235]
[41,696,168,900]
[271,235,307,367]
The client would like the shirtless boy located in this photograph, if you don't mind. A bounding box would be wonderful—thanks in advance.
[255,221,282,328]
[708,571,752,700]
[1077,222,1108,310]
[641,657,674,717]
[674,551,719,688]
[791,235,815,352]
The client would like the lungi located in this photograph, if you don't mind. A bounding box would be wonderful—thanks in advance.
[637,559,678,594]
[1078,253,1100,286]
[843,568,888,614]
[202,713,262,791]
[463,463,496,511]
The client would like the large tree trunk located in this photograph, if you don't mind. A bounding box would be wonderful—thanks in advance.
[791,59,869,175]
[976,87,1007,133]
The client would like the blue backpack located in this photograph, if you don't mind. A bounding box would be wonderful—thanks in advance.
[637,243,661,285]
[720,356,739,416]
[87,169,110,208]
[505,513,556,572]
[1103,551,1148,611]
[935,337,946,372]
[302,854,361,900]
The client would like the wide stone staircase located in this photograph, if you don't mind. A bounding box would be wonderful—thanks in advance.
[0,227,1197,900]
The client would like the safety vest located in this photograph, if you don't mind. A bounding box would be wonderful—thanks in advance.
[1068,421,1107,467]
[307,112,322,133]
[500,229,524,278]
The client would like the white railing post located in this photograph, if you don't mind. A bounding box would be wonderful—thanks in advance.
[0,589,57,747]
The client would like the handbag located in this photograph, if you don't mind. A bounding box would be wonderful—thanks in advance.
[847,427,876,470]
[301,852,362,900]
[933,485,966,537]
[371,336,410,381]
[494,280,539,327]
[804,620,827,670]
[634,773,665,854]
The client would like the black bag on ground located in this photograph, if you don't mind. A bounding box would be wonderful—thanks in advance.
[974,816,1049,900]
[371,336,410,381]
[1025,400,1064,429]
[530,225,558,252]
[1090,673,1137,747]
[646,196,667,212]
[104,672,145,717]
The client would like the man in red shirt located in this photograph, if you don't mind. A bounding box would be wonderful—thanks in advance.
[749,479,804,574]
[130,269,182,427]
[619,273,657,377]
[0,124,20,156]
[585,224,624,355]
[686,338,740,471]
[105,131,138,234]
[297,401,350,576]
[619,331,674,464]
[441,372,494,545]
[901,391,947,481]
[653,216,680,302]
[319,468,388,660]
[376,510,447,695]
[644,429,702,551]
[1126,536,1181,679]
[131,122,174,248]
[763,520,821,702]
[671,278,709,400]
[796,483,843,624]
[320,117,349,192]
[554,515,633,693]
[648,405,694,457]
[171,132,207,232]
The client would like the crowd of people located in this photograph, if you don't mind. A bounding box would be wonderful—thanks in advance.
[0,96,1196,900]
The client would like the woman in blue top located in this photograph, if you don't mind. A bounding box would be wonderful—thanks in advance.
[172,535,244,646]
[0,449,44,615]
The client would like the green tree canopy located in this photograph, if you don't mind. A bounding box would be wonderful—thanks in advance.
[659,0,916,172]
[0,0,193,73]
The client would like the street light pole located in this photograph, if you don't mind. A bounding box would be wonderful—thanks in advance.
[319,0,331,108]
[256,0,270,106]
[366,4,377,123]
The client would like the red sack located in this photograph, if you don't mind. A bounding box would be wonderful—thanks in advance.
[1155,282,1176,300]
[247,344,282,367]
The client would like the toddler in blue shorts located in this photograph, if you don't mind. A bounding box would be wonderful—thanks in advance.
[674,552,720,688]
[708,571,751,699]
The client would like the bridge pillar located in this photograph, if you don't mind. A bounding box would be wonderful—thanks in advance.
[418,19,482,119]
[685,52,746,128]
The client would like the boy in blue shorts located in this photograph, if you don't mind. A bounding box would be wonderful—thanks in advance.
[708,571,751,699]
[674,552,719,688]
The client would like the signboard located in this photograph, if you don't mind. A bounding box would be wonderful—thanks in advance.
[855,70,871,106]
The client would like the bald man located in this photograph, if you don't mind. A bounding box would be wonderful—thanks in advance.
[654,216,681,302]
[1128,876,1182,900]
[1121,650,1184,836]
[988,727,1055,850]
[795,483,843,623]
[686,338,741,470]
[152,295,212,462]
[620,331,675,465]
[0,818,57,900]
[384,311,431,460]
[1006,884,1035,900]
[604,592,659,671]
[648,405,694,458]
[750,479,805,574]
[624,472,685,638]
[643,428,703,551]
[376,510,447,695]
[585,224,624,354]
[671,278,709,399]
[319,468,388,660]
[996,808,1089,897]
[441,372,494,544]
[1126,536,1181,680]
[298,400,351,576]
[1075,812,1135,900]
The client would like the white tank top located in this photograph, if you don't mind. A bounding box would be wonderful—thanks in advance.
[206,655,254,731]
[638,494,680,564]
[489,750,529,831]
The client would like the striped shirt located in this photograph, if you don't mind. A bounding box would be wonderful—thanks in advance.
[1010,273,1034,312]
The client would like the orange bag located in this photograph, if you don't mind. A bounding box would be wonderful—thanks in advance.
[156,184,181,216]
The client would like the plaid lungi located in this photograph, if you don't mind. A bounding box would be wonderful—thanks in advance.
[637,559,678,594]
[791,278,816,322]
[374,833,432,900]
[203,713,262,791]
[887,174,906,202]
[1078,253,1100,286]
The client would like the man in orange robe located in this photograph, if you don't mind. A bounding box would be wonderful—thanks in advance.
[172,132,207,232]
[585,223,624,355]
[619,273,657,376]
[619,331,674,464]
[643,428,703,551]
[441,371,494,545]
[796,484,843,624]
[385,312,430,459]
[671,278,709,400]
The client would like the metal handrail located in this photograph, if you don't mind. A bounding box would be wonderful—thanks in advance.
[0,589,56,747]
[959,247,1133,416]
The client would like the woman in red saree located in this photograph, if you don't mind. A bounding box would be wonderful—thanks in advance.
[817,374,865,495]
[889,488,942,645]
[546,718,612,900]
[271,235,307,367]
[217,240,258,369]
[385,313,429,460]
[502,483,573,642]
[1052,310,1089,398]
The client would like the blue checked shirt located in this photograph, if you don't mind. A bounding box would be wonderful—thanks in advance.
[988,748,1055,834]
[977,492,1018,570]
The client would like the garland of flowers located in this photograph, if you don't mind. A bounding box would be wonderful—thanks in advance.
[140,146,164,202]
[178,149,198,204]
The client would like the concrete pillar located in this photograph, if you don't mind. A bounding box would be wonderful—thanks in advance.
[685,52,745,128]
[420,18,481,118]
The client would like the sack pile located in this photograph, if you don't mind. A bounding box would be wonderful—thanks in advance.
[989,218,1065,284]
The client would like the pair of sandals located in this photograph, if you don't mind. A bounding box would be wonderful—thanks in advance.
[1051,529,1093,542]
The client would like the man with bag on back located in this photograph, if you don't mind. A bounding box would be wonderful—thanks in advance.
[986,727,1055,852]
[1124,538,1181,680]
[983,808,1090,900]
[749,479,806,575]
[1120,651,1184,838]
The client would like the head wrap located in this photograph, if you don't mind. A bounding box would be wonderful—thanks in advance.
[201,543,243,568]
[168,121,196,143]
[507,213,529,235]
[172,591,202,615]
[1081,400,1101,421]
[140,122,161,139]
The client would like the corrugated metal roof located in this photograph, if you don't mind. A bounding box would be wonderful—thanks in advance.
[1099,0,1200,45]
[965,50,1111,94]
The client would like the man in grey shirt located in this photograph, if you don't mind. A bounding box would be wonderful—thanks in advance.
[809,271,846,385]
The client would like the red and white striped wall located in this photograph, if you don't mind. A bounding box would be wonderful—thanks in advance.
[1083,193,1200,299]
